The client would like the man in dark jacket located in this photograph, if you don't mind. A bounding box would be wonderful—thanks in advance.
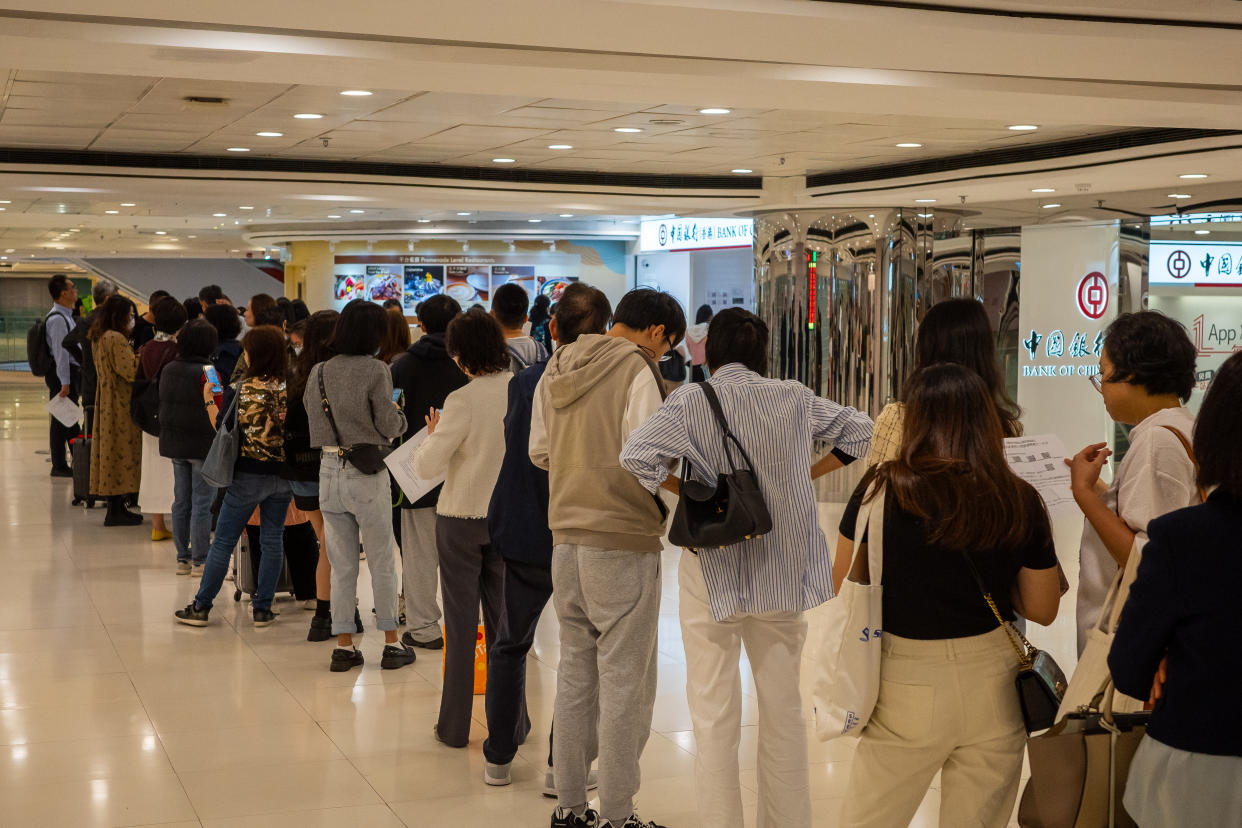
[482,283,612,793]
[391,295,468,650]
[62,278,117,434]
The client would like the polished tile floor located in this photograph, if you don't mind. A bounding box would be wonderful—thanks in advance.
[0,374,1053,827]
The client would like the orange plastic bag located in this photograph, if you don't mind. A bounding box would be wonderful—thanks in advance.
[442,624,488,695]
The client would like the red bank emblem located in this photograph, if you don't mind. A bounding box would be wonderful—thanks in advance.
[1077,271,1109,320]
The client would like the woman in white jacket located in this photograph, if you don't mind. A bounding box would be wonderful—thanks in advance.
[413,307,513,748]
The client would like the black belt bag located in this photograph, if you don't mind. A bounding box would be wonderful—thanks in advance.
[317,368,386,475]
[668,381,772,552]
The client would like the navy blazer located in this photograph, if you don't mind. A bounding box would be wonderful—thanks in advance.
[1108,490,1242,757]
[486,360,552,568]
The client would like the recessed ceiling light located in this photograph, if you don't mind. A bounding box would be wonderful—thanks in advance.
[559,213,574,217]
[1168,193,1193,199]
[731,169,753,174]
[0,200,9,204]
[895,143,922,148]
[349,209,365,214]
[327,214,342,218]
[1042,203,1062,209]
[239,206,254,210]
[104,210,119,214]
[212,212,227,217]
[155,231,167,235]
[1031,188,1056,193]
[528,218,542,223]
[226,147,249,152]
[4,249,13,253]
[492,158,516,164]
[1180,173,1208,179]
[230,249,240,252]
[293,113,323,120]
[548,144,573,150]
[1195,229,1211,235]
[699,108,731,115]
[417,218,431,223]
[1008,124,1039,131]
[120,202,136,207]
[457,211,472,216]
[187,235,197,239]
[914,199,937,203]
[69,228,80,232]
[614,127,643,133]
[256,131,283,137]
[339,90,373,96]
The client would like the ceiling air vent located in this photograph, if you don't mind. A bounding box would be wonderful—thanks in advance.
[182,96,230,107]
[649,119,685,126]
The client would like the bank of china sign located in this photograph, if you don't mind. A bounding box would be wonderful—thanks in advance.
[1150,240,1242,287]
[639,218,753,253]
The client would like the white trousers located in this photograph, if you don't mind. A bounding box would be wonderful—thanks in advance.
[678,552,811,828]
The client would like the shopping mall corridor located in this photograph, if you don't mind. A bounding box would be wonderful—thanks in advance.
[0,372,961,828]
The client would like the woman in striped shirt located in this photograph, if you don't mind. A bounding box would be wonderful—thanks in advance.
[621,308,873,828]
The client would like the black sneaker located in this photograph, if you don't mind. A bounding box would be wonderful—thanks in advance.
[380,642,416,670]
[355,607,364,634]
[401,630,445,650]
[49,466,73,478]
[174,602,209,627]
[330,647,364,672]
[252,608,277,627]
[551,807,600,828]
[307,614,332,642]
[608,816,665,828]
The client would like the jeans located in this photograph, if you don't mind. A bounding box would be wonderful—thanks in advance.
[194,471,292,612]
[484,556,552,765]
[320,457,401,636]
[400,507,442,643]
[171,459,215,565]
[45,368,81,470]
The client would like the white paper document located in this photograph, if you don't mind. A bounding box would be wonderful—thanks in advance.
[46,396,83,428]
[384,427,445,504]
[1004,434,1077,519]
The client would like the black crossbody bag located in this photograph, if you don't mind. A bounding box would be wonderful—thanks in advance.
[317,366,385,475]
[668,382,773,552]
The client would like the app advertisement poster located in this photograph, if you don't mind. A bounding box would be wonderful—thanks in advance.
[403,265,444,313]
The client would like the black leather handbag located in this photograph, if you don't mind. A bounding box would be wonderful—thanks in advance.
[959,549,1068,733]
[317,368,385,475]
[668,382,773,552]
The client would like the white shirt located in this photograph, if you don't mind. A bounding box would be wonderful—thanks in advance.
[1076,406,1199,652]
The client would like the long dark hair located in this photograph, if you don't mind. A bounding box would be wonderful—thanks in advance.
[241,326,288,380]
[290,310,339,399]
[1194,351,1242,498]
[872,363,1045,551]
[88,295,135,342]
[912,298,1021,437]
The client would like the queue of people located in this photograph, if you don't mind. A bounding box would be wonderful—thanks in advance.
[37,269,1241,828]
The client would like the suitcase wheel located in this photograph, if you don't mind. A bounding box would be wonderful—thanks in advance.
[234,589,242,602]
[87,498,96,508]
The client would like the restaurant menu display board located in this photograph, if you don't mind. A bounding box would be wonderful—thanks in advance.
[333,254,581,313]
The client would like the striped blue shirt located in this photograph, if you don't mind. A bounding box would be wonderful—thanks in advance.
[620,363,874,620]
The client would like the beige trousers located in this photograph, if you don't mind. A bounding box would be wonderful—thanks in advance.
[841,627,1026,828]
[679,553,811,828]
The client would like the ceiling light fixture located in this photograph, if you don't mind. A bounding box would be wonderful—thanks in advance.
[1180,173,1208,179]
[256,131,283,137]
[731,169,753,174]
[614,127,643,133]
[155,231,167,235]
[914,199,937,203]
[239,206,254,210]
[226,147,250,152]
[212,212,227,217]
[1031,188,1055,193]
[327,214,341,218]
[104,210,119,214]
[457,211,472,216]
[548,144,573,150]
[1042,203,1062,209]
[340,90,373,96]
[528,218,542,223]
[0,200,9,204]
[559,213,574,217]
[1168,193,1193,199]
[349,209,365,214]
[492,158,516,164]
[895,143,922,148]
[1008,124,1039,131]
[293,113,324,119]
[1195,229,1211,235]
[417,218,431,223]
[120,202,136,207]
[699,108,731,115]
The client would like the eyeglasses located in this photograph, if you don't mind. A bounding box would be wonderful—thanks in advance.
[1089,373,1104,393]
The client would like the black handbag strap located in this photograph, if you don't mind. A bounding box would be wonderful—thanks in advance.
[316,365,346,448]
[697,381,759,475]
[956,548,1035,668]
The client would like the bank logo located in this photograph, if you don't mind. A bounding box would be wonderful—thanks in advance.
[1077,271,1109,320]
[658,223,668,247]
[1167,249,1192,280]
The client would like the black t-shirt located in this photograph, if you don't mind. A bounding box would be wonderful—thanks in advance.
[839,474,1058,640]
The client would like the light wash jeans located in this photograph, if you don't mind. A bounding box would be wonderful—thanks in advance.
[194,471,292,612]
[171,458,215,565]
[320,456,400,636]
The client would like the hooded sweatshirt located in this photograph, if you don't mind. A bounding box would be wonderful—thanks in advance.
[530,334,668,552]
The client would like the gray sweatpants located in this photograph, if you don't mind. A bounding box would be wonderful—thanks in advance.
[400,507,443,644]
[551,543,661,824]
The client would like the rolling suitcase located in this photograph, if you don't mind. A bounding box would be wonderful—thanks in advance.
[70,435,97,508]
[231,530,295,602]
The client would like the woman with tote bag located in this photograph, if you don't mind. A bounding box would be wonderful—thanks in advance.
[833,364,1062,828]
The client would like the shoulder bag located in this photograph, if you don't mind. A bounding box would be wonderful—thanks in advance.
[959,549,1068,733]
[317,365,385,475]
[201,393,240,488]
[667,381,772,551]
[812,483,886,741]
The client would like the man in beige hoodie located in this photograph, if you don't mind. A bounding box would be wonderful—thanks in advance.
[530,289,685,828]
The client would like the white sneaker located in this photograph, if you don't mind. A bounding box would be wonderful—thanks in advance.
[544,765,599,798]
[300,599,316,610]
[175,561,192,575]
[483,761,512,786]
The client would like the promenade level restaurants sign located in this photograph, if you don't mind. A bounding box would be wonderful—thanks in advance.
[639,218,753,253]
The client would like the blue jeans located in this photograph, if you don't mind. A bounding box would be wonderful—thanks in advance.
[172,459,215,565]
[194,471,292,612]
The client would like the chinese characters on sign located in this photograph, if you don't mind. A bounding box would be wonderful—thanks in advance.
[639,218,754,252]
[1150,240,1242,287]
[1022,327,1105,377]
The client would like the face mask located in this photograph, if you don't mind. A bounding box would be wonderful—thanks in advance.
[293,345,303,356]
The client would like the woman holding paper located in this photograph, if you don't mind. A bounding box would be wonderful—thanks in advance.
[412,307,512,748]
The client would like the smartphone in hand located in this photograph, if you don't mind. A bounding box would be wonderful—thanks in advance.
[203,365,223,394]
